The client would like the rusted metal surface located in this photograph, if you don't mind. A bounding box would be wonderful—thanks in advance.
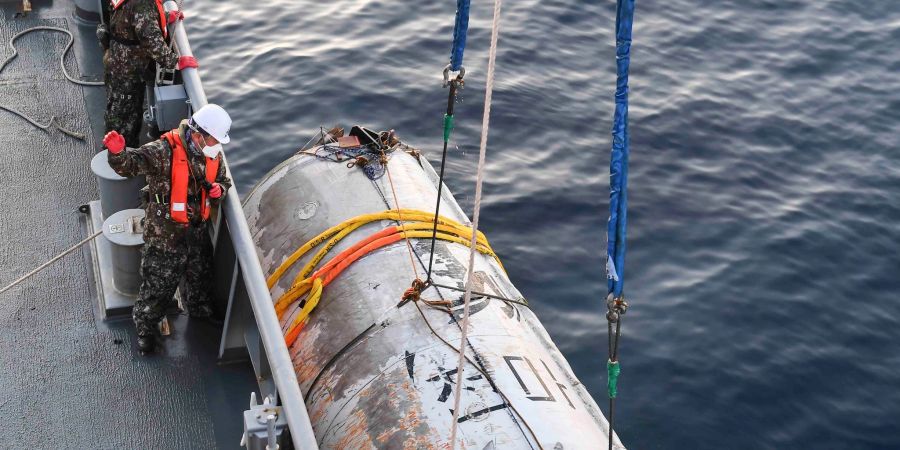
[244,147,625,449]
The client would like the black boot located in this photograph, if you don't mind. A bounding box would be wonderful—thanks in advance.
[137,334,157,354]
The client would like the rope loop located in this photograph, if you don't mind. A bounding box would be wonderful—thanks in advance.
[402,278,428,303]
[346,155,369,169]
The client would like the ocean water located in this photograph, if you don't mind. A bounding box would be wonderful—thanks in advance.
[186,1,900,448]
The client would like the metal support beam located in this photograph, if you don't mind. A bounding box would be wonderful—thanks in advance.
[163,3,318,448]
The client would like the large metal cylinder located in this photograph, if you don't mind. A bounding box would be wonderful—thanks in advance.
[245,146,622,449]
[91,150,146,220]
[102,208,145,296]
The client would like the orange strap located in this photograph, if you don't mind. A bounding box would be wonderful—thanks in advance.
[202,154,220,221]
[283,233,405,347]
[155,0,168,40]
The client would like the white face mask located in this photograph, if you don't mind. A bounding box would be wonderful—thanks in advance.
[202,143,222,159]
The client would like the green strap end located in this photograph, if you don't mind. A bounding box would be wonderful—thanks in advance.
[443,114,455,143]
[607,360,621,398]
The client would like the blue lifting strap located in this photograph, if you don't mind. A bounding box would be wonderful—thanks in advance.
[449,0,471,71]
[607,0,635,298]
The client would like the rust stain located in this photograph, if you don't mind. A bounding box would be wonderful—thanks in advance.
[309,389,330,424]
[334,409,370,450]
[296,357,321,385]
[403,435,438,450]
[309,378,338,425]
[312,354,453,448]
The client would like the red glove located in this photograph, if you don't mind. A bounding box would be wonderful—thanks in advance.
[177,56,198,70]
[167,11,184,24]
[103,131,125,154]
[208,183,223,199]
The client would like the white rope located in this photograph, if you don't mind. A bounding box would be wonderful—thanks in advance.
[0,26,105,86]
[0,230,102,296]
[0,103,85,139]
[0,26,102,140]
[449,0,503,447]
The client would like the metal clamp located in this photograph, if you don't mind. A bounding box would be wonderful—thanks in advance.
[606,293,628,323]
[442,64,466,88]
[241,392,287,450]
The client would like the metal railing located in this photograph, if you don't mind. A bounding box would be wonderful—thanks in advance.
[163,2,318,448]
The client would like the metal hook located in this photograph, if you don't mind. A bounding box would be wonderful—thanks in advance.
[442,64,466,88]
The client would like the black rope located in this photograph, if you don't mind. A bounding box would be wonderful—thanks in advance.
[609,396,616,450]
[425,78,462,282]
[429,281,531,310]
[609,317,622,450]
[606,294,628,450]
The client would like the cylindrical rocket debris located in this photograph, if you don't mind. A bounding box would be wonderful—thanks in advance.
[244,145,624,449]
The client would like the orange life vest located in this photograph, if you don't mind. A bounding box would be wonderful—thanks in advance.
[111,0,168,40]
[162,130,219,224]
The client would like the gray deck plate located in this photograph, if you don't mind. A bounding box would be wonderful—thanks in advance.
[0,4,259,449]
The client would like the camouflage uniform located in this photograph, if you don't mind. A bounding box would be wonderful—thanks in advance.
[105,0,178,147]
[109,121,232,337]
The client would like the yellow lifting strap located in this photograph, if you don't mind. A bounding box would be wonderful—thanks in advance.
[266,209,491,289]
[268,210,504,344]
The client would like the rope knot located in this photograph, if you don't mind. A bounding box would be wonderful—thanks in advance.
[346,155,369,169]
[402,278,427,303]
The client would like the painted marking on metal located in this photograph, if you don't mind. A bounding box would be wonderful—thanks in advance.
[405,351,416,379]
[455,403,509,423]
[438,383,452,402]
[504,355,555,402]
[541,359,575,410]
[503,356,531,395]
[426,368,458,383]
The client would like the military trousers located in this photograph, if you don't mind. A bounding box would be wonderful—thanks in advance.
[132,224,216,337]
[104,55,155,148]
[104,76,146,148]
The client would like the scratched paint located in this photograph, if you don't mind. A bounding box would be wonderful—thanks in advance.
[246,147,624,449]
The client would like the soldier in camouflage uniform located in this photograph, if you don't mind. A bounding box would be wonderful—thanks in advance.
[103,104,233,354]
[104,0,195,147]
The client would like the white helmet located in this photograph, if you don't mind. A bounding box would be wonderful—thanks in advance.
[191,103,231,144]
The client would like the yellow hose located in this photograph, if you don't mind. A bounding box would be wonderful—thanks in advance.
[275,229,498,319]
[267,209,487,288]
[269,210,504,345]
[293,220,494,287]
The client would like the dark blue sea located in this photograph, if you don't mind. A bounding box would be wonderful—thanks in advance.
[187,1,900,448]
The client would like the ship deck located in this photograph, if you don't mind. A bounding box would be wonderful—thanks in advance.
[0,2,258,448]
